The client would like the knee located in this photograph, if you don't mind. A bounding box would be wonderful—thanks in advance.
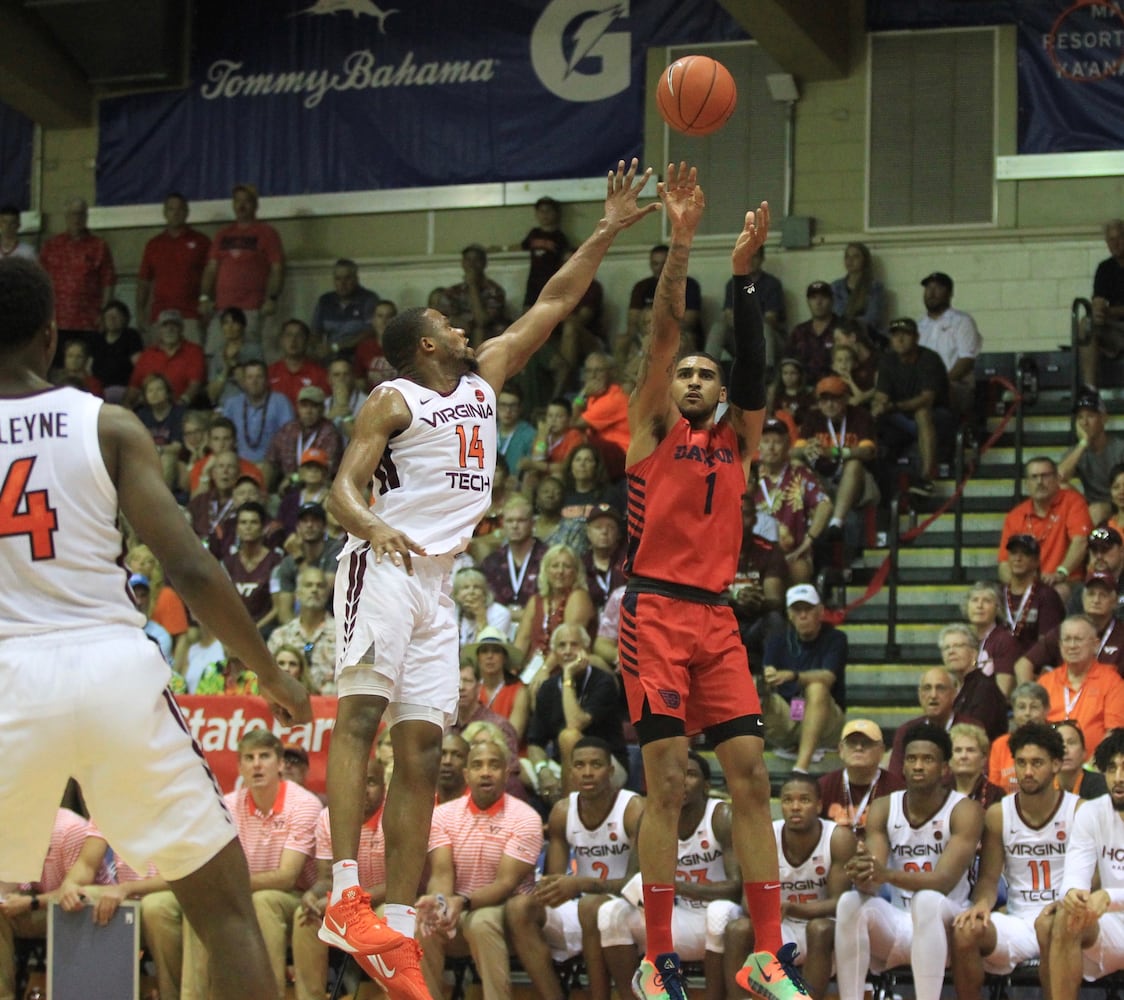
[724,748,769,804]
[806,916,834,951]
[645,758,688,810]
[803,681,830,704]
[336,696,385,742]
[836,890,862,925]
[505,894,539,927]
[909,890,943,925]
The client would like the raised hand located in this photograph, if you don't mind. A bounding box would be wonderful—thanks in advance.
[602,158,660,233]
[657,161,706,233]
[731,202,771,274]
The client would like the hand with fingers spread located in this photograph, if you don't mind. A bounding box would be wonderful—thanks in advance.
[601,158,661,234]
[732,202,771,274]
[657,161,706,234]
[367,519,427,575]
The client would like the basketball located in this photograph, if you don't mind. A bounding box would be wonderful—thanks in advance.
[656,55,737,137]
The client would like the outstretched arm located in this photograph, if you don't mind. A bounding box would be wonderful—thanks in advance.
[476,159,658,389]
[627,163,706,460]
[726,204,770,464]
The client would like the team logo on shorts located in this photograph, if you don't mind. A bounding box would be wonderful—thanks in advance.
[658,689,681,709]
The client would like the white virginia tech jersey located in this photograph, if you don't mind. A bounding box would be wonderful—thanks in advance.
[677,798,727,911]
[0,388,144,636]
[886,789,970,909]
[774,818,836,918]
[1001,791,1079,920]
[347,374,497,557]
[566,789,637,882]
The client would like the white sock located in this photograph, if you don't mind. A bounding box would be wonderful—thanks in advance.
[330,860,360,904]
[829,517,843,529]
[385,903,417,939]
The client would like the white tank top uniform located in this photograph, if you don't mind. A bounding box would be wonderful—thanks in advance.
[676,798,727,911]
[567,789,637,882]
[1001,791,1079,920]
[774,817,836,918]
[886,789,970,909]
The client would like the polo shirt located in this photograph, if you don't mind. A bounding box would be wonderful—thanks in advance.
[224,780,322,890]
[129,341,206,399]
[209,221,284,310]
[137,227,211,320]
[998,489,1093,577]
[314,805,385,890]
[875,346,950,409]
[35,809,111,892]
[762,623,848,709]
[268,358,331,408]
[917,307,982,378]
[1042,661,1124,759]
[428,793,543,896]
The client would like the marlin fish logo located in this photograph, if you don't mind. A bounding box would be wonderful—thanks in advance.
[565,1,627,79]
[293,0,399,34]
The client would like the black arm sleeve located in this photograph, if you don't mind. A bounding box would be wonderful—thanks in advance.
[729,273,767,411]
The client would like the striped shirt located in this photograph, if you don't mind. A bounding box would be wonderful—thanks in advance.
[314,806,386,890]
[224,781,322,891]
[33,809,113,892]
[428,794,543,896]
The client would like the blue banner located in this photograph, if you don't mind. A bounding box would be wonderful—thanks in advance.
[0,101,34,210]
[868,0,1124,154]
[96,0,744,204]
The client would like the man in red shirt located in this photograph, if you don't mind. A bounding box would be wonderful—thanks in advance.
[127,309,205,408]
[135,192,211,343]
[268,319,330,407]
[571,353,630,479]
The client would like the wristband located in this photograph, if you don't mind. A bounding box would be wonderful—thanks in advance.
[1055,565,1069,579]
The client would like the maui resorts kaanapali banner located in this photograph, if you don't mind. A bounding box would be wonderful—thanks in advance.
[95,0,745,203]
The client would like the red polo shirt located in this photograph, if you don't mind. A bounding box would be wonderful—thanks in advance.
[129,340,206,398]
[998,488,1092,577]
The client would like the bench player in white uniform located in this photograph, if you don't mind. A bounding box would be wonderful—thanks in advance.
[318,161,657,996]
[724,774,856,999]
[595,753,741,1000]
[0,258,311,1000]
[1044,728,1124,1000]
[507,737,644,1000]
[836,722,984,1000]
[951,721,1078,998]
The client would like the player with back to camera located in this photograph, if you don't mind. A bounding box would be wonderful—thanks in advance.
[619,162,806,1000]
[0,257,312,1000]
[318,160,658,999]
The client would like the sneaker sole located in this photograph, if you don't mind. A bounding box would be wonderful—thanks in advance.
[317,923,402,955]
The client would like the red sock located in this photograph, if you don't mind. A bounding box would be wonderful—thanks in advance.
[744,881,782,955]
[642,883,676,959]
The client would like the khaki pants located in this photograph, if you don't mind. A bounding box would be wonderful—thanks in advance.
[0,908,46,1000]
[761,689,845,751]
[422,904,511,1000]
[140,891,184,1000]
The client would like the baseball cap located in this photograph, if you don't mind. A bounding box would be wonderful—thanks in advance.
[297,386,326,405]
[806,280,832,297]
[888,317,919,335]
[1089,526,1123,550]
[761,418,790,437]
[816,375,849,398]
[786,583,822,608]
[1085,571,1118,591]
[920,271,954,292]
[157,309,184,327]
[585,502,621,526]
[1005,534,1040,555]
[841,719,884,743]
[1074,388,1107,414]
[300,447,330,468]
[282,744,309,765]
[297,501,327,522]
[128,573,150,589]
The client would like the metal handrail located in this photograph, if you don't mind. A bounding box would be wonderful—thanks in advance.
[886,493,901,660]
[952,425,967,582]
[1013,357,1026,504]
[1072,296,1093,401]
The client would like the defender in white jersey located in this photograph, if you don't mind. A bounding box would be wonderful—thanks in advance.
[724,775,856,999]
[1044,729,1124,1000]
[0,258,311,1000]
[836,722,984,1000]
[952,722,1076,997]
[594,753,742,1000]
[318,161,658,993]
[507,738,644,1000]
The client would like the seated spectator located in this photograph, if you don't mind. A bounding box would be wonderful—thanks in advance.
[767,357,815,429]
[173,621,224,693]
[267,566,336,694]
[187,415,263,498]
[1001,534,1067,654]
[481,495,547,625]
[276,447,333,534]
[513,543,595,667]
[836,723,984,1000]
[961,582,1019,697]
[206,306,263,406]
[794,374,880,541]
[784,281,838,384]
[454,567,513,645]
[949,722,1005,809]
[582,502,627,614]
[274,646,317,696]
[1069,524,1124,615]
[495,383,536,483]
[57,336,102,395]
[208,473,285,562]
[831,319,880,403]
[125,543,189,641]
[222,501,284,637]
[1077,218,1124,388]
[439,243,509,345]
[706,246,786,368]
[519,397,585,483]
[324,353,365,442]
[220,358,295,466]
[871,317,955,498]
[731,495,789,670]
[263,386,343,493]
[268,319,330,407]
[998,456,1092,603]
[91,298,143,400]
[127,309,205,408]
[887,667,983,777]
[916,271,982,417]
[1054,719,1108,799]
[1109,464,1124,540]
[437,732,470,804]
[831,242,884,341]
[623,243,702,361]
[1014,571,1124,682]
[169,731,321,1000]
[272,501,343,624]
[525,623,628,802]
[353,298,397,384]
[761,584,847,773]
[507,737,643,1000]
[463,626,529,741]
[753,418,832,583]
[532,475,566,543]
[570,355,630,480]
[1058,387,1124,527]
[819,719,904,832]
[187,449,241,545]
[416,735,542,1000]
[136,372,185,487]
[1039,614,1124,758]
[291,755,386,1000]
[558,445,624,547]
[127,573,174,665]
[451,667,525,801]
[310,257,379,357]
[987,681,1051,794]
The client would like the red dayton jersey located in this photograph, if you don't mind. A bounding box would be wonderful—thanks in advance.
[625,417,744,593]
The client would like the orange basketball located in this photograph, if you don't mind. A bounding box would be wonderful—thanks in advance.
[656,55,737,137]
